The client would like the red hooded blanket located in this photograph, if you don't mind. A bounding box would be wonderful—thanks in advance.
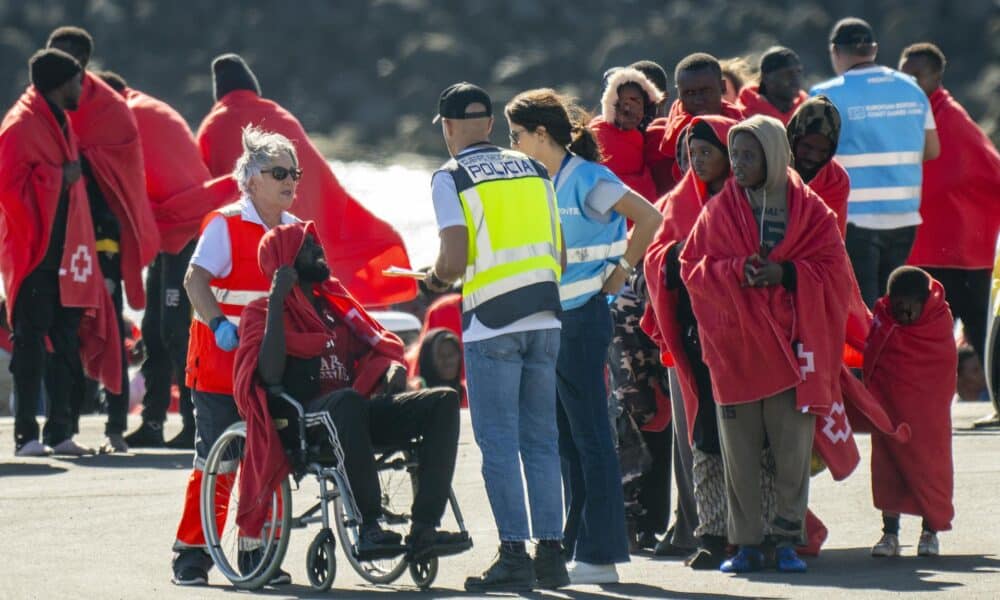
[865,279,956,531]
[807,160,850,238]
[234,221,406,536]
[197,90,414,307]
[737,85,808,125]
[908,88,1000,269]
[0,86,122,392]
[69,72,159,309]
[125,88,236,254]
[589,117,657,202]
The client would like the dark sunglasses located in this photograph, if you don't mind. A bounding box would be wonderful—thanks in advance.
[262,166,303,181]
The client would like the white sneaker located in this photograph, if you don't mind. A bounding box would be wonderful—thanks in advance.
[567,561,619,585]
[52,438,97,456]
[15,440,53,457]
[917,531,939,556]
[871,533,901,557]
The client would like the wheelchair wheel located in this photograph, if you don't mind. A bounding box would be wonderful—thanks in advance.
[306,528,337,591]
[409,556,438,590]
[201,422,292,590]
[334,449,415,584]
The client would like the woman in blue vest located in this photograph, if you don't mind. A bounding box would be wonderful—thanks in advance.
[505,89,663,584]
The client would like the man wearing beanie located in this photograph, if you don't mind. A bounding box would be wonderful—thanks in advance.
[0,49,121,457]
[47,26,161,453]
[811,17,940,308]
[738,46,808,124]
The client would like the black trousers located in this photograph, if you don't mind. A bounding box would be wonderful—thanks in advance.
[845,224,918,308]
[10,269,82,448]
[924,267,991,357]
[636,427,672,535]
[300,387,460,526]
[139,243,195,427]
[96,251,129,435]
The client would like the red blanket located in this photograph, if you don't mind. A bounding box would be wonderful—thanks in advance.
[737,86,808,125]
[125,88,236,253]
[69,73,159,309]
[197,90,415,307]
[234,221,406,536]
[0,86,121,393]
[865,280,956,531]
[908,88,1000,269]
[645,100,745,192]
[589,117,657,202]
[680,171,854,414]
[640,116,737,442]
[806,159,849,238]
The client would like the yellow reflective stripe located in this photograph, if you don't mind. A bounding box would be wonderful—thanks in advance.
[463,254,560,299]
[94,239,120,253]
[566,239,627,265]
[559,263,616,301]
[474,242,558,272]
[210,286,269,306]
[463,267,560,312]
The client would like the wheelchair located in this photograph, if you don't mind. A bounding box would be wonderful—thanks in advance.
[199,391,471,591]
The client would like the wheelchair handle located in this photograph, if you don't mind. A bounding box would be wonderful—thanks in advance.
[277,391,308,456]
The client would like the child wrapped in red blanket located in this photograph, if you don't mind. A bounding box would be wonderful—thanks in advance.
[866,267,956,558]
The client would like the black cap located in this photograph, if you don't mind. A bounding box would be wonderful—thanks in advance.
[433,82,492,124]
[211,53,261,102]
[760,46,801,75]
[29,48,82,94]
[830,17,876,45]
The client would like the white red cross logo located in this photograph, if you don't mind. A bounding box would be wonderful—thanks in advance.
[797,343,815,379]
[822,400,852,443]
[70,245,93,283]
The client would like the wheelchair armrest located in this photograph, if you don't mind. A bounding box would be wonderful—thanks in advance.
[270,389,308,455]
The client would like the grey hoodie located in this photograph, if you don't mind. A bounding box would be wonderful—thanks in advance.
[728,115,792,252]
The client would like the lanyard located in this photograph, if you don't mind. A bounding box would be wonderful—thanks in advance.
[551,153,573,190]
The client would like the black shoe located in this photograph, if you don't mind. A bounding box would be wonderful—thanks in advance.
[685,535,727,570]
[406,526,472,561]
[165,426,195,450]
[465,547,535,593]
[238,548,292,585]
[637,531,659,551]
[533,542,570,590]
[124,422,164,448]
[171,549,210,586]
[357,523,405,560]
[654,538,695,557]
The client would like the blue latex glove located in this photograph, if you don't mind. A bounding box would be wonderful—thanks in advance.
[214,319,239,351]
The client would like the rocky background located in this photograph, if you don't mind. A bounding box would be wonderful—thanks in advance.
[2,0,998,162]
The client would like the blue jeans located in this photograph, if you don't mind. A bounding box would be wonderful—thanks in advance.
[465,328,563,542]
[557,295,630,564]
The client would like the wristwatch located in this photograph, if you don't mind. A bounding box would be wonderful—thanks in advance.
[617,256,636,277]
[426,270,451,292]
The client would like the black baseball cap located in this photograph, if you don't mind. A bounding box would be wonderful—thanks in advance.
[432,82,492,123]
[830,17,876,46]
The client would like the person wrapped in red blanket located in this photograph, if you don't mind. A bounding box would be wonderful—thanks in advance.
[0,50,121,456]
[197,53,414,307]
[866,267,956,558]
[680,115,857,573]
[786,95,850,237]
[737,47,808,125]
[234,221,469,563]
[644,53,745,196]
[589,67,663,202]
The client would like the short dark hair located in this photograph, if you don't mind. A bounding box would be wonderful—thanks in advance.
[675,53,722,83]
[97,70,127,94]
[47,26,94,65]
[886,266,931,302]
[901,42,947,75]
[629,60,668,94]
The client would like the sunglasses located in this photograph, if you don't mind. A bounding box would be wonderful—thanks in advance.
[262,166,303,181]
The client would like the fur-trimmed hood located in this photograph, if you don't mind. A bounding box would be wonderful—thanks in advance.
[600,67,664,124]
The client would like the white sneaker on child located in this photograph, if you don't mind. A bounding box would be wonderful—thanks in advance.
[567,561,619,585]
[871,533,900,557]
[917,531,939,556]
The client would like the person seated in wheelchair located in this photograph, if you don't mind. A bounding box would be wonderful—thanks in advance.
[233,221,469,560]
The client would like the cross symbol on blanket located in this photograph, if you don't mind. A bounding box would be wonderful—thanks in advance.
[69,245,93,283]
[796,342,815,379]
[822,400,852,443]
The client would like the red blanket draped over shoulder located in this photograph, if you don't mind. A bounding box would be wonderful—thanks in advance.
[0,86,121,392]
[197,90,414,306]
[907,88,1000,269]
[864,280,956,531]
[69,73,159,309]
[737,86,808,125]
[234,221,406,536]
[680,171,853,414]
[807,160,850,238]
[589,117,657,202]
[125,88,236,253]
[645,100,745,194]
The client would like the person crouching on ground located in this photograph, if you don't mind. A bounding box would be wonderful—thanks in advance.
[866,266,956,557]
[680,115,857,574]
[232,221,468,568]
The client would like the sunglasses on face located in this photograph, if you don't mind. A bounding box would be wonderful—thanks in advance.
[262,166,303,181]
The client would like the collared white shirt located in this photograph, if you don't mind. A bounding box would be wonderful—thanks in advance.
[189,196,299,278]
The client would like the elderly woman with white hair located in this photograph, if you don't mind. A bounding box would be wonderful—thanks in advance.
[170,125,301,587]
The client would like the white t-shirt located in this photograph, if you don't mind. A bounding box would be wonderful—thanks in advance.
[431,147,561,343]
[189,197,300,278]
